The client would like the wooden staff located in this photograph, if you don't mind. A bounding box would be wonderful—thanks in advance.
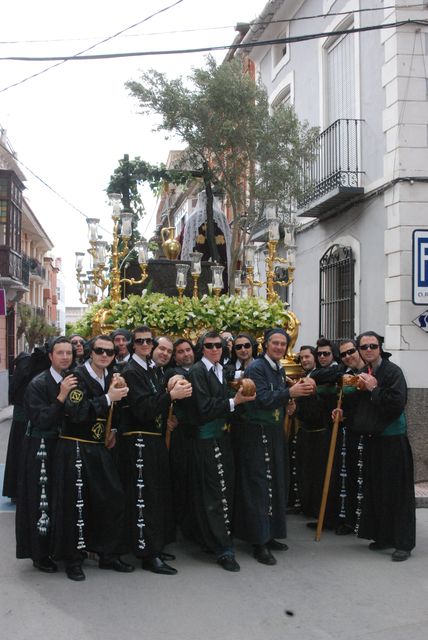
[315,387,343,542]
[165,405,173,450]
[104,401,115,447]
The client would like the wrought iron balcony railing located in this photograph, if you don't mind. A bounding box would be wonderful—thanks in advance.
[297,118,364,217]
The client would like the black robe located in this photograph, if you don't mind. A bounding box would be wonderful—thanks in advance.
[184,360,235,556]
[118,358,175,558]
[233,356,289,545]
[164,365,194,537]
[350,357,416,550]
[16,370,64,561]
[51,365,125,564]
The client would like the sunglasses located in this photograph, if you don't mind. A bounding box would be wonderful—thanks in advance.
[224,337,234,342]
[92,347,115,357]
[340,347,357,358]
[235,342,251,350]
[134,337,153,345]
[359,344,379,351]
[71,340,85,346]
[204,342,223,350]
[317,351,332,357]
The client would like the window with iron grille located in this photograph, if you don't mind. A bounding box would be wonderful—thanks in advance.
[319,244,355,341]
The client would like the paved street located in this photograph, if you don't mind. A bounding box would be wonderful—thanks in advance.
[1,411,428,640]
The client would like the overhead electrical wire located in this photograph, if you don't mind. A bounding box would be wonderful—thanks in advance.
[0,0,183,94]
[0,4,424,45]
[0,19,426,64]
[0,139,112,235]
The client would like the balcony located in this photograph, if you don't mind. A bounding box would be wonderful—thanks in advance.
[29,257,46,282]
[0,247,22,282]
[297,119,364,219]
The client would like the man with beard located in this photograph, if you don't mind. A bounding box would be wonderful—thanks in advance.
[234,329,315,566]
[119,327,192,575]
[352,331,415,561]
[16,337,77,573]
[111,328,131,367]
[51,335,133,581]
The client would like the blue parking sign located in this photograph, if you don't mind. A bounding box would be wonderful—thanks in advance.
[412,310,428,333]
[413,230,428,304]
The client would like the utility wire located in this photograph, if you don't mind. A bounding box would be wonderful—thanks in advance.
[0,19,425,63]
[0,0,183,94]
[0,4,424,45]
[0,139,112,236]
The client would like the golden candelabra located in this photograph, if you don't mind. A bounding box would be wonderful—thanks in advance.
[75,193,149,306]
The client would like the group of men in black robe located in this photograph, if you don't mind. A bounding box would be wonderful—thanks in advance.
[290,332,416,562]
[6,324,416,582]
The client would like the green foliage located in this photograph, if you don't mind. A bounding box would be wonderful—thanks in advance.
[69,293,291,339]
[125,55,319,287]
[17,304,58,351]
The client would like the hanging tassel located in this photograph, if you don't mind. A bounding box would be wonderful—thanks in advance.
[36,438,50,536]
[75,442,86,550]
[136,437,146,550]
[354,435,365,535]
[214,441,231,536]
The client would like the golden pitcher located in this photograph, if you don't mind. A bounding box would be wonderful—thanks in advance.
[161,227,181,260]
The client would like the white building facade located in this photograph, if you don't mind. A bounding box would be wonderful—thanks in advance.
[243,0,428,478]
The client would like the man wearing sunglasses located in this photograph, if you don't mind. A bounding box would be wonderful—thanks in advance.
[70,334,87,365]
[339,340,365,373]
[119,327,192,575]
[186,331,255,572]
[51,334,133,581]
[350,331,416,562]
[234,328,315,566]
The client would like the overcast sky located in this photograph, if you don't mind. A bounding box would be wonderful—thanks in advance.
[0,0,265,305]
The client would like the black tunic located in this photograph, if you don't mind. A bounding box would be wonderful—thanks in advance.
[164,366,194,537]
[350,357,416,550]
[233,356,289,545]
[185,360,235,556]
[3,352,33,500]
[16,370,64,561]
[51,365,125,564]
[118,358,175,558]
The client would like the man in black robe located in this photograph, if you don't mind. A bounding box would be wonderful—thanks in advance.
[234,328,315,565]
[51,334,133,581]
[16,337,77,573]
[351,331,416,561]
[119,327,192,575]
[185,331,255,572]
[165,339,195,538]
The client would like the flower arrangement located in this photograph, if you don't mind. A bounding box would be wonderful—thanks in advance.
[70,293,292,340]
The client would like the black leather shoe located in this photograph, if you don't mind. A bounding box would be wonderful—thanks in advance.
[142,557,177,575]
[217,555,240,572]
[66,565,86,581]
[391,549,411,562]
[335,523,354,536]
[268,539,289,551]
[33,557,58,573]
[99,558,135,572]
[253,545,276,565]
[159,551,176,561]
[368,542,393,551]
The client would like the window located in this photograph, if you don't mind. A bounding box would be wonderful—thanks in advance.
[272,25,290,78]
[325,18,356,125]
[319,244,355,341]
[271,85,291,110]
